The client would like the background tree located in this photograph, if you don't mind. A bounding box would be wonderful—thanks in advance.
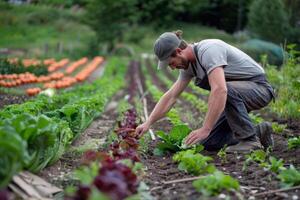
[282,0,300,45]
[247,0,291,44]
[85,0,139,53]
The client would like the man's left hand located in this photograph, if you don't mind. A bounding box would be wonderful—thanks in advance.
[184,127,210,146]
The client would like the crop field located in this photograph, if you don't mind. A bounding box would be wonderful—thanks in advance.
[1,1,300,199]
[0,53,299,200]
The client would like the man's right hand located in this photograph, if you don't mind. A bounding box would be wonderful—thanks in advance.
[135,122,151,138]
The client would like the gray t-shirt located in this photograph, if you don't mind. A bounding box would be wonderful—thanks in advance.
[179,39,265,81]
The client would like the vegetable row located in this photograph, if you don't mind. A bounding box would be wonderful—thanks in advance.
[0,57,126,188]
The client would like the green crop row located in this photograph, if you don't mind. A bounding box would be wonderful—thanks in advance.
[155,67,208,113]
[141,62,182,126]
[0,57,126,187]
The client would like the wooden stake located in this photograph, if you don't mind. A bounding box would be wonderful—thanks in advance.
[163,176,204,185]
[135,68,155,140]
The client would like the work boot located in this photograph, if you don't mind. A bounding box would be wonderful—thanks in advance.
[256,122,274,150]
[225,138,262,153]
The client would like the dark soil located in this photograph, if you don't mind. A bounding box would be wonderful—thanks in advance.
[0,92,31,109]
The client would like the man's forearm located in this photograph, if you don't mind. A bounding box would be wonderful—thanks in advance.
[147,93,176,125]
[202,88,227,131]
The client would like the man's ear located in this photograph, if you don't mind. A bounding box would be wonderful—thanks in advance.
[175,48,182,54]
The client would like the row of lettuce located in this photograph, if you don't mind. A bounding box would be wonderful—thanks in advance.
[0,57,126,188]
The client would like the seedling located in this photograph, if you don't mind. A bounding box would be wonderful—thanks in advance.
[277,165,300,188]
[173,149,215,175]
[272,122,287,134]
[243,150,268,171]
[192,170,240,196]
[217,145,228,164]
[287,136,300,149]
[249,113,264,124]
[266,156,286,173]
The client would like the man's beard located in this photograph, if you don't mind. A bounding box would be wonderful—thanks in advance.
[181,59,190,70]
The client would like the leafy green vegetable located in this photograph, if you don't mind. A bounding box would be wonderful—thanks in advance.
[74,162,100,185]
[154,124,192,155]
[0,122,30,187]
[287,136,300,149]
[192,170,240,196]
[173,149,215,175]
[243,150,268,171]
[217,145,227,164]
[277,165,300,188]
[0,57,127,187]
[266,156,286,173]
[272,122,287,134]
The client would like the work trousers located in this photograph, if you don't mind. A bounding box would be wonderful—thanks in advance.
[201,80,274,151]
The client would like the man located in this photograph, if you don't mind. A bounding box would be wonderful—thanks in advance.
[135,31,275,153]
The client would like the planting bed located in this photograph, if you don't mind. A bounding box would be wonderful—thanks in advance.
[0,92,31,109]
[1,58,299,200]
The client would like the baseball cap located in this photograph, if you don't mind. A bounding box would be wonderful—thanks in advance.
[154,32,181,69]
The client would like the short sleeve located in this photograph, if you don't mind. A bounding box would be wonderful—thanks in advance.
[200,44,228,74]
[178,69,193,81]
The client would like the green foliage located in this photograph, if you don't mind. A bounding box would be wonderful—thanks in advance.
[243,150,268,171]
[34,0,89,8]
[266,156,286,173]
[0,2,94,59]
[243,151,286,174]
[74,162,99,185]
[0,122,29,187]
[154,124,192,155]
[141,63,182,126]
[217,145,228,164]
[277,165,300,188]
[267,45,300,119]
[0,113,73,187]
[0,57,126,187]
[0,58,48,75]
[85,0,139,52]
[249,113,264,124]
[287,136,300,149]
[247,0,291,44]
[192,170,240,196]
[272,122,287,134]
[173,149,215,175]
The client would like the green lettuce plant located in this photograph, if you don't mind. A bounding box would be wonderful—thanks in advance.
[173,149,215,175]
[287,136,300,149]
[277,165,300,188]
[154,124,192,155]
[192,170,240,196]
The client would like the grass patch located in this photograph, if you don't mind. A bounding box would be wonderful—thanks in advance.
[0,2,95,59]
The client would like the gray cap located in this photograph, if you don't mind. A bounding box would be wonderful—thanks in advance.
[154,32,181,69]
